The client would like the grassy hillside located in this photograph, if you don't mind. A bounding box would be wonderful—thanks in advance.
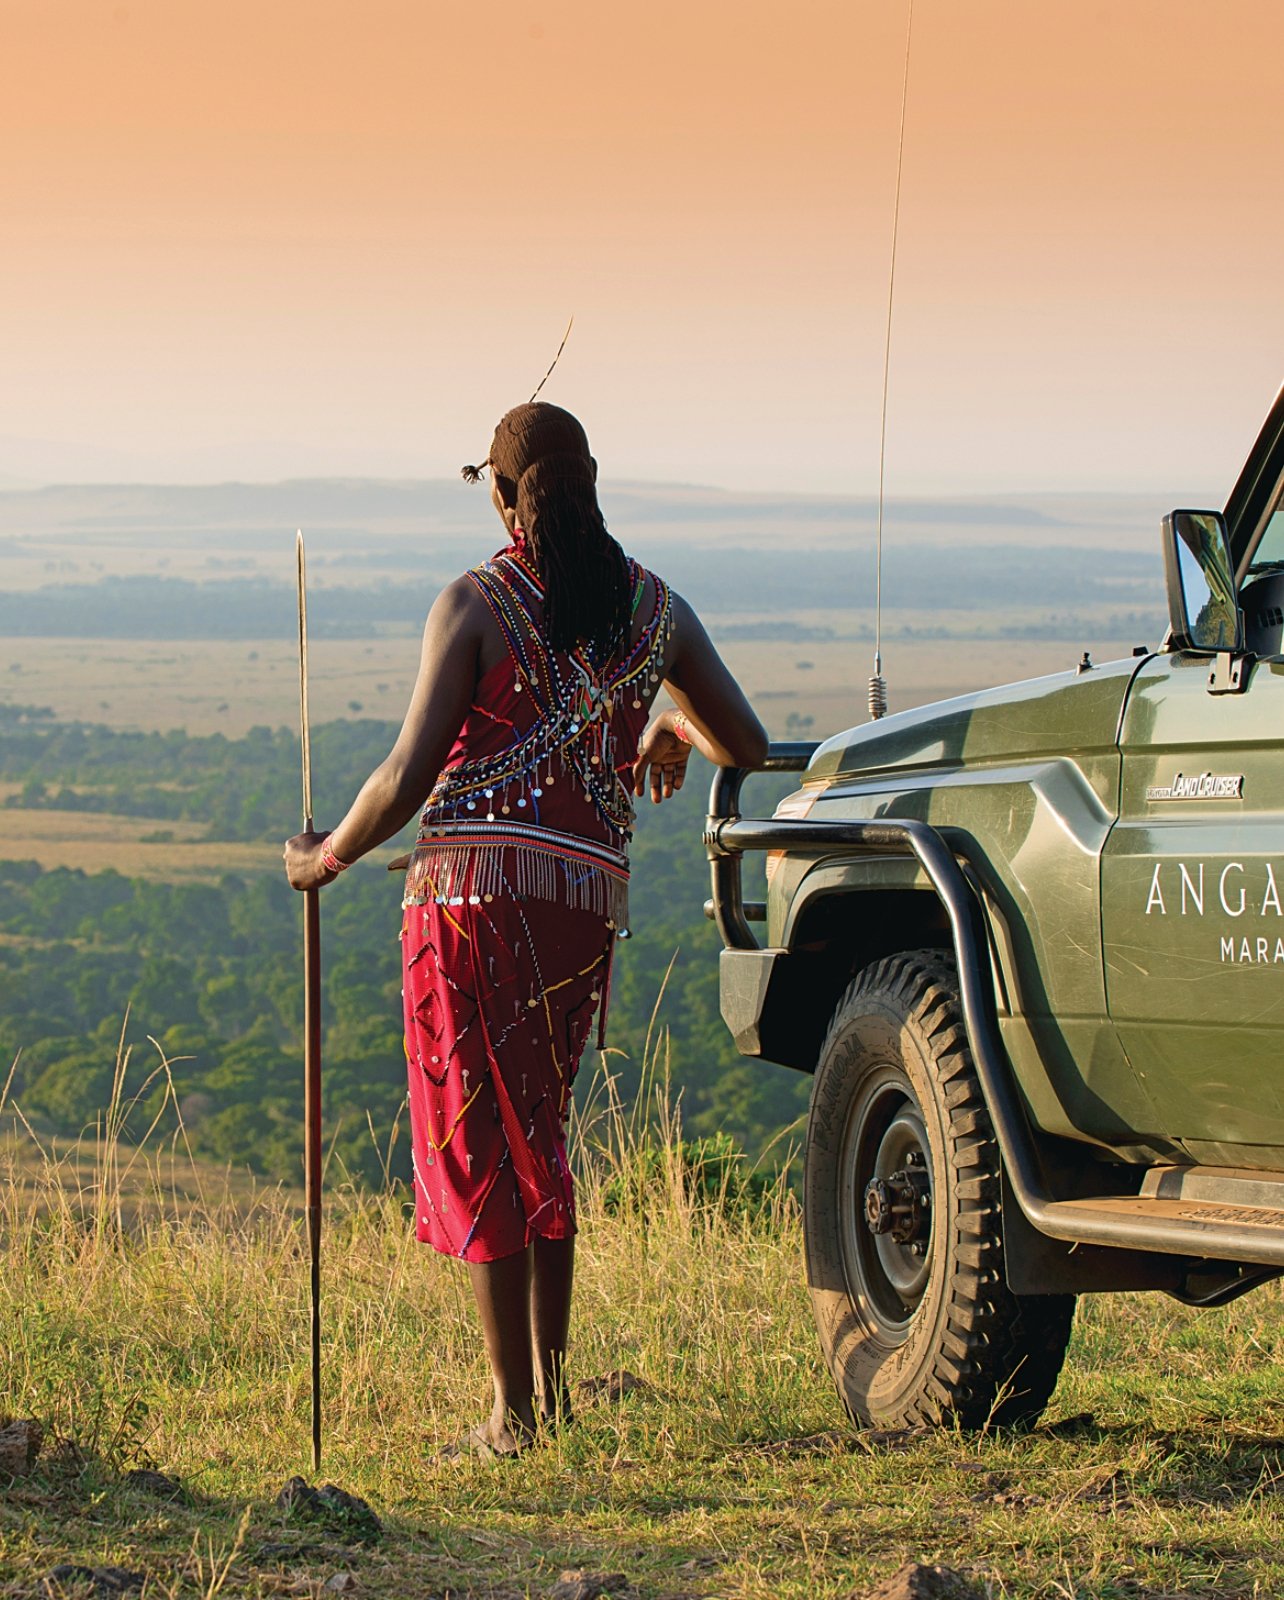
[2,1067,1283,1599]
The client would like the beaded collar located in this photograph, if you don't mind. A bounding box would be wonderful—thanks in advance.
[418,547,673,843]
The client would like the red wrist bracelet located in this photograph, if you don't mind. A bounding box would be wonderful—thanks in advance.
[672,712,691,744]
[320,836,351,874]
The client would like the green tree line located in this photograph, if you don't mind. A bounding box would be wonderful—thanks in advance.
[0,708,808,1182]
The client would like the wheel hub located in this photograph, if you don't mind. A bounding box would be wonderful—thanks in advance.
[838,1083,936,1334]
[863,1153,931,1247]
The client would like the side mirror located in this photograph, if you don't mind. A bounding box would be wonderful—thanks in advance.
[1162,509,1242,652]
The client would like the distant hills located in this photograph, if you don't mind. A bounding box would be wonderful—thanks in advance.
[0,475,1172,642]
[0,475,1173,548]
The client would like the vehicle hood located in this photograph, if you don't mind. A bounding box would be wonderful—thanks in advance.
[805,654,1146,787]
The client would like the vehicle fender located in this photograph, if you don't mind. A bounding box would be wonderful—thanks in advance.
[741,855,1006,1073]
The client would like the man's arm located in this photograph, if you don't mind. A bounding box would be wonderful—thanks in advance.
[633,591,768,803]
[284,576,485,887]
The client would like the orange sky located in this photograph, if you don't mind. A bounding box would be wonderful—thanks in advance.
[2,0,1281,494]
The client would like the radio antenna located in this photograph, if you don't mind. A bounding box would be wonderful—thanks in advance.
[870,0,914,721]
[529,316,575,403]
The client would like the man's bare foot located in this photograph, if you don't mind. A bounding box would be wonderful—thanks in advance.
[438,1415,531,1462]
[537,1385,575,1433]
[441,1401,534,1465]
[485,1404,536,1454]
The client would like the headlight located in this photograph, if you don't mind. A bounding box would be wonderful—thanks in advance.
[765,787,821,884]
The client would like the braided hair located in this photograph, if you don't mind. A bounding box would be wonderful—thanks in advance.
[463,403,632,660]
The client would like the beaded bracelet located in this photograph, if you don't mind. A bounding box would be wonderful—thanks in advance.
[320,836,351,874]
[672,711,691,745]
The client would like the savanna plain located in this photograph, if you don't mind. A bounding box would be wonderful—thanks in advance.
[3,477,1280,1598]
[3,1091,1283,1600]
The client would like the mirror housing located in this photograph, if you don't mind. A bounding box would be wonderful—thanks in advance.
[1162,509,1242,653]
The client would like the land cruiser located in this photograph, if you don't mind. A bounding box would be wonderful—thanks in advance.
[706,385,1284,1427]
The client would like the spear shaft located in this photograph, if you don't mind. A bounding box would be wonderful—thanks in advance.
[297,529,323,1473]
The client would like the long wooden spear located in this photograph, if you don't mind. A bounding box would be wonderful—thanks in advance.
[296,529,323,1473]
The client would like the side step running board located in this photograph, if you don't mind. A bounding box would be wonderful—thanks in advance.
[1036,1193,1284,1269]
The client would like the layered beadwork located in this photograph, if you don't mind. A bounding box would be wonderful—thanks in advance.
[403,547,673,921]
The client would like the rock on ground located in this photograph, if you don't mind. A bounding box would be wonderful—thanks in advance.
[122,1468,185,1501]
[549,1571,635,1600]
[573,1370,653,1404]
[249,1541,315,1565]
[854,1562,985,1600]
[276,1477,383,1542]
[0,1418,43,1477]
[40,1565,144,1596]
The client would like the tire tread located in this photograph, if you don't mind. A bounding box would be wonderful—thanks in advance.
[809,948,1074,1430]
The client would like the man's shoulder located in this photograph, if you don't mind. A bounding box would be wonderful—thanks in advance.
[625,555,671,598]
[431,571,493,627]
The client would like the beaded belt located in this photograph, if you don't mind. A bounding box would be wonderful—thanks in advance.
[404,817,630,923]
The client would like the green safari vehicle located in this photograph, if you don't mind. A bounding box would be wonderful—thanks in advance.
[706,385,1284,1428]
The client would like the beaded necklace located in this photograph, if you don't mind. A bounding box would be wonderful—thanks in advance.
[416,547,675,851]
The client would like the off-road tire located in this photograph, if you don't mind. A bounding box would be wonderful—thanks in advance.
[804,948,1075,1429]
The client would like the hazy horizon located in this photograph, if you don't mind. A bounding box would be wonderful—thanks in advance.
[0,392,1274,501]
[0,465,1232,509]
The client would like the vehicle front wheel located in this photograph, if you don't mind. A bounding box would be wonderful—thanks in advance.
[804,949,1074,1429]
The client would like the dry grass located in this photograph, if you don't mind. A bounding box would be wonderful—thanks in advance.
[0,808,281,881]
[0,632,1151,740]
[0,1124,266,1220]
[0,638,406,738]
[0,811,407,883]
[2,1042,1284,1598]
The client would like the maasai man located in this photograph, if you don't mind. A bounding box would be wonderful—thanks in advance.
[285,402,766,1455]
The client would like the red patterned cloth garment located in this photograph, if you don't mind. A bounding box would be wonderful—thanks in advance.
[402,541,672,1261]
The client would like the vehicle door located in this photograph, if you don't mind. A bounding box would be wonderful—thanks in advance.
[1100,430,1284,1164]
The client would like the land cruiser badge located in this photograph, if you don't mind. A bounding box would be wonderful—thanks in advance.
[1146,771,1244,802]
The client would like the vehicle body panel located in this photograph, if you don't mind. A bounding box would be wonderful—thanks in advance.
[769,658,1177,1154]
[1102,652,1284,1163]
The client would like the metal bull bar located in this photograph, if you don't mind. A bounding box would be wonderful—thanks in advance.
[704,742,819,949]
[704,743,1284,1277]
